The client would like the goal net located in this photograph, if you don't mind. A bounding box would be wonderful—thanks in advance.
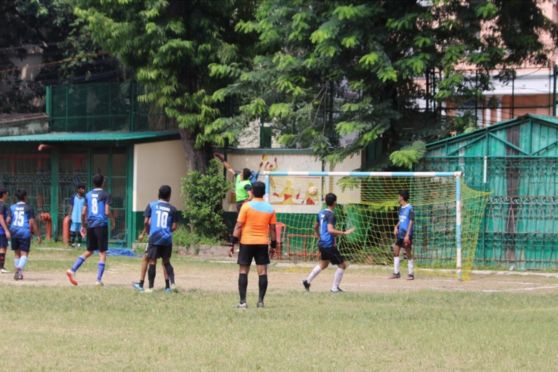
[264,171,489,279]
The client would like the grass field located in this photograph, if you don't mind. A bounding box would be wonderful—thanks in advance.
[1,248,558,371]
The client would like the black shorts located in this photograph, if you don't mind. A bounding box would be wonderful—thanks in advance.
[319,246,344,265]
[146,244,172,260]
[87,227,109,252]
[0,235,7,248]
[395,237,413,248]
[11,237,31,252]
[237,244,270,266]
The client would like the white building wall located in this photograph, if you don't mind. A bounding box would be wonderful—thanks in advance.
[133,140,188,211]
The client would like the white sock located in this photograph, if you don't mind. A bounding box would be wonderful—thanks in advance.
[306,265,322,284]
[408,259,414,275]
[14,258,19,269]
[332,267,344,290]
[394,257,400,274]
[18,256,28,270]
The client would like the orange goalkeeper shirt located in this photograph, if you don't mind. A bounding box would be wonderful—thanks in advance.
[238,198,277,245]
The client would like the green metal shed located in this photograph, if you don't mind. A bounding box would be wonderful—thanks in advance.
[422,114,558,269]
[0,130,180,248]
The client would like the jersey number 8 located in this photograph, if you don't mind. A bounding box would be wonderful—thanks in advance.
[91,198,98,214]
[155,210,169,229]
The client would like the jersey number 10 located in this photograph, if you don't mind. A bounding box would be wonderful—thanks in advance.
[155,210,169,229]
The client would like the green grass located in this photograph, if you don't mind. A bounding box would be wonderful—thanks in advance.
[1,278,558,370]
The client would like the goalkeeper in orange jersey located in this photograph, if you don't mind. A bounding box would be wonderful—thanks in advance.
[389,190,415,280]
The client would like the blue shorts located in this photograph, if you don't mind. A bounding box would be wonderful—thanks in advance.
[70,222,81,232]
[0,235,7,248]
[11,238,31,252]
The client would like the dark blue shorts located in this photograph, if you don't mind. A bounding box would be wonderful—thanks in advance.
[395,237,413,248]
[318,245,344,265]
[0,235,7,248]
[11,237,31,252]
[87,227,108,252]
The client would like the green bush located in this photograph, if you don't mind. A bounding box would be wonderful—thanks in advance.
[173,226,221,248]
[181,159,229,239]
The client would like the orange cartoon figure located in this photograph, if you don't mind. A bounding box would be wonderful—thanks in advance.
[303,183,319,205]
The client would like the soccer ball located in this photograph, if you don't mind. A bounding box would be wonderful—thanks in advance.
[307,186,318,196]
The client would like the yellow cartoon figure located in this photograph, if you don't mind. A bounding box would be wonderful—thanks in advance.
[273,179,296,205]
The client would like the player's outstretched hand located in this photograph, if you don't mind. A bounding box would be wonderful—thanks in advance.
[393,228,398,237]
[228,245,235,257]
[345,227,355,235]
[138,233,145,242]
[80,226,87,239]
[213,152,225,162]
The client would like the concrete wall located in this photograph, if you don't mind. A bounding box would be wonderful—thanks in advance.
[133,140,188,211]
[223,151,362,213]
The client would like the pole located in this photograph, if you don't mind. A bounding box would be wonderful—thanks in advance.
[455,173,463,281]
[553,65,557,116]
[264,175,270,202]
[483,156,488,185]
[50,149,59,241]
[510,72,515,119]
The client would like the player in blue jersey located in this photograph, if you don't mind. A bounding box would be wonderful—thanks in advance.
[389,190,415,280]
[0,188,11,273]
[302,193,354,293]
[133,185,178,293]
[66,174,112,286]
[10,190,41,280]
[68,184,86,248]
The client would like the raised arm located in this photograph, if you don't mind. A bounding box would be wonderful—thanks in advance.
[214,152,236,176]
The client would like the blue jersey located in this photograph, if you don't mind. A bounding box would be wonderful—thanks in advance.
[0,201,9,235]
[397,204,415,239]
[145,200,179,246]
[10,202,34,239]
[85,189,111,228]
[70,194,85,223]
[317,209,336,248]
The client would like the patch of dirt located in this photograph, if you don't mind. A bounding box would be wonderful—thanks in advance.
[1,259,558,294]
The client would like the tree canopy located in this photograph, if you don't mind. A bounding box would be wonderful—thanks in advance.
[0,0,121,112]
[224,0,558,167]
[72,0,257,170]
[19,0,558,169]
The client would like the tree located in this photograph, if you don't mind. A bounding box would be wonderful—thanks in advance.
[72,0,258,171]
[0,0,122,113]
[224,0,558,167]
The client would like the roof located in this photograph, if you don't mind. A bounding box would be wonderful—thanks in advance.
[219,147,314,155]
[0,113,48,125]
[427,114,558,149]
[425,113,558,158]
[0,130,180,143]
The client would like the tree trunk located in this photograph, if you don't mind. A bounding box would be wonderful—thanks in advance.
[178,128,210,173]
